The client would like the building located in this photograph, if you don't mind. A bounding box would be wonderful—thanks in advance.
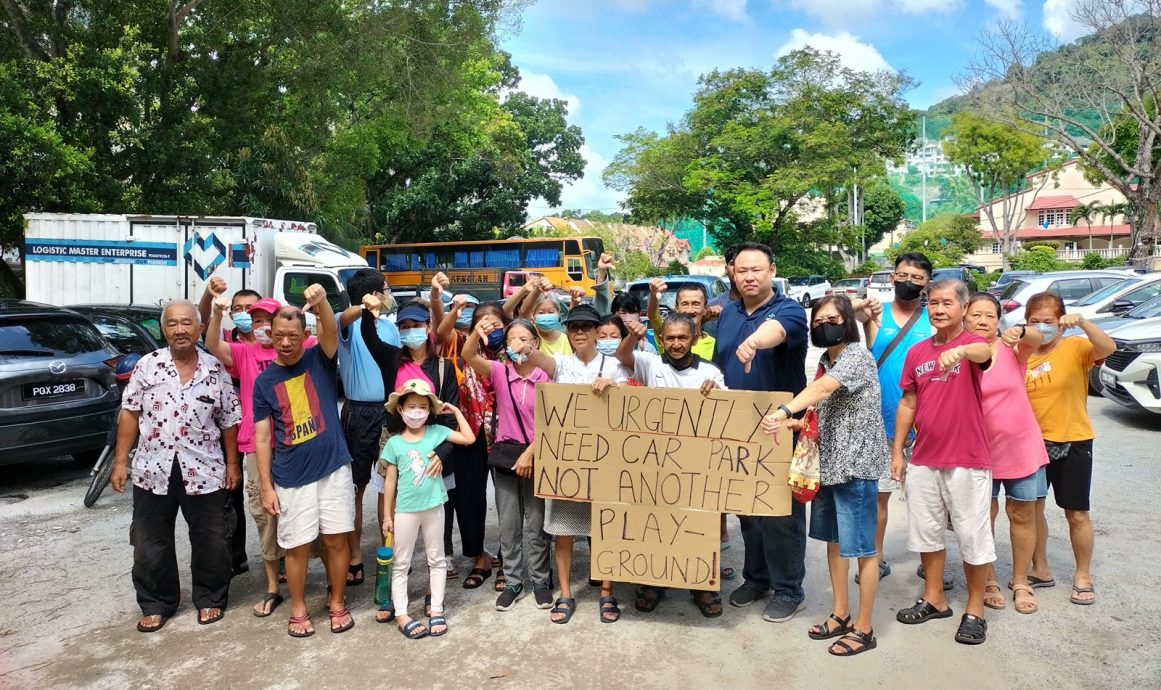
[888,139,963,177]
[962,160,1131,271]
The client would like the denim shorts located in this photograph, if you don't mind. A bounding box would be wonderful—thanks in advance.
[808,479,879,559]
[992,466,1048,502]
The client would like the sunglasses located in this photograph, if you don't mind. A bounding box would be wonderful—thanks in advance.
[566,322,596,333]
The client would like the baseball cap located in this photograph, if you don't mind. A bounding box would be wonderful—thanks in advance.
[249,298,281,315]
[397,304,431,324]
[562,303,601,325]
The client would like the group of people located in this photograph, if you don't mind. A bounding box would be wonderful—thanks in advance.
[110,241,1107,656]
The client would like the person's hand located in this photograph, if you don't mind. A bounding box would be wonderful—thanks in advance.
[889,450,906,482]
[439,402,459,416]
[1001,326,1024,347]
[363,293,384,316]
[302,284,326,311]
[426,452,443,477]
[761,409,788,436]
[591,377,617,396]
[382,516,394,538]
[704,305,722,322]
[213,296,230,315]
[736,336,759,374]
[598,253,615,273]
[514,446,534,479]
[1059,314,1085,329]
[452,294,468,312]
[536,277,554,293]
[938,345,965,373]
[650,278,668,297]
[262,486,281,516]
[431,272,450,294]
[854,297,881,324]
[625,319,647,341]
[225,463,241,491]
[699,379,718,396]
[474,319,497,342]
[784,418,805,432]
[569,286,586,308]
[110,462,129,493]
[206,276,227,298]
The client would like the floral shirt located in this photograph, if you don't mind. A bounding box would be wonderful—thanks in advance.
[442,331,507,450]
[122,348,242,496]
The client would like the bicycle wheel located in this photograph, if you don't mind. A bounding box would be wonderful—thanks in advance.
[82,445,115,508]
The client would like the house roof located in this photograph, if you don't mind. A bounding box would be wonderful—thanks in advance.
[981,224,1131,240]
[1026,195,1080,211]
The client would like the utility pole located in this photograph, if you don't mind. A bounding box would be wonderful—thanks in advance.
[921,115,928,224]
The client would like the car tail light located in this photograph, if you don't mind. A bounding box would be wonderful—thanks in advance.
[1003,300,1020,313]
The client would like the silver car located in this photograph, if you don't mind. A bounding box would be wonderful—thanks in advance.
[997,270,1133,330]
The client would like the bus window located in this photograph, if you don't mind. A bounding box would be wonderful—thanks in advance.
[383,252,411,272]
[581,237,604,279]
[364,250,378,268]
[567,257,583,282]
[525,240,563,268]
[486,247,521,268]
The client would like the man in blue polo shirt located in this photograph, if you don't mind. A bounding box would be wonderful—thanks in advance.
[336,268,401,586]
[712,241,809,623]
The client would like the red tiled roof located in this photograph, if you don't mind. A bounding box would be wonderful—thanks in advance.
[981,224,1131,240]
[1025,195,1079,211]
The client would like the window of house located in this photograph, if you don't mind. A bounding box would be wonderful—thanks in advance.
[1037,209,1068,227]
[991,242,1002,253]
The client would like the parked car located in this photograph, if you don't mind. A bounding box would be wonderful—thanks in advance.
[1068,275,1161,322]
[66,305,165,355]
[930,266,979,294]
[0,300,129,465]
[986,270,1037,296]
[1099,317,1161,414]
[867,270,895,302]
[624,275,729,318]
[827,278,868,300]
[998,270,1132,330]
[773,277,789,298]
[786,275,832,307]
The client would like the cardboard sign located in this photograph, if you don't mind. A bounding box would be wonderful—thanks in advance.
[591,503,720,591]
[532,383,793,590]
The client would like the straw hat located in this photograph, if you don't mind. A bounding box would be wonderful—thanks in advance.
[385,378,442,414]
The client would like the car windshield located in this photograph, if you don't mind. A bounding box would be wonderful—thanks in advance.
[1126,294,1161,319]
[0,316,110,358]
[788,277,809,286]
[999,279,1029,300]
[1073,278,1139,306]
[869,272,891,285]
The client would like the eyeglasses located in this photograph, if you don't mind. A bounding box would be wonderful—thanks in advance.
[566,322,596,333]
[893,272,928,283]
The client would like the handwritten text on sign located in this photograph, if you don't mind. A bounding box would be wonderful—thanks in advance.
[534,384,793,517]
[591,503,720,591]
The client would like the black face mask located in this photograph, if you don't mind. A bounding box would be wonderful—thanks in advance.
[894,280,923,302]
[662,351,697,370]
[810,322,847,348]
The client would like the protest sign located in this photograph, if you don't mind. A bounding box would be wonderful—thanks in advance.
[590,502,720,591]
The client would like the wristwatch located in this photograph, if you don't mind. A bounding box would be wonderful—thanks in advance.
[778,404,793,418]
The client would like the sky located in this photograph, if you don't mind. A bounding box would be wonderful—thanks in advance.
[500,0,1091,216]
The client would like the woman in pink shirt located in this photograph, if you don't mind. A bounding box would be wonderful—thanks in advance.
[964,293,1048,615]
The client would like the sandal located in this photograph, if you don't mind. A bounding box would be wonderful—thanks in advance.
[599,596,621,624]
[550,597,576,624]
[1070,584,1097,606]
[694,592,723,619]
[328,607,355,634]
[1008,574,1056,590]
[984,580,1006,610]
[720,566,738,581]
[896,599,953,625]
[494,569,507,593]
[954,613,987,645]
[463,567,491,589]
[399,619,428,640]
[808,613,852,640]
[428,615,448,637]
[375,602,396,623]
[634,586,666,612]
[346,563,365,586]
[253,592,284,618]
[197,607,224,625]
[829,629,877,657]
[856,560,891,584]
[288,614,314,638]
[446,558,460,579]
[1012,583,1038,614]
[136,614,167,633]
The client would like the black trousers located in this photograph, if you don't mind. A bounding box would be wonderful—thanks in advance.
[444,434,490,558]
[228,484,246,569]
[131,462,232,617]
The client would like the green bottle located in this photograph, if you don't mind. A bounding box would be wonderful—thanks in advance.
[375,537,394,607]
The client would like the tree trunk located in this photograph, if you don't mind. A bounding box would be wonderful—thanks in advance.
[1131,199,1159,262]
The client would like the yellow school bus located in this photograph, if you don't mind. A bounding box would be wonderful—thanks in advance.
[359,236,604,301]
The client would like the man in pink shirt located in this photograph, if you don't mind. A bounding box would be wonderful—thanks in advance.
[890,279,996,646]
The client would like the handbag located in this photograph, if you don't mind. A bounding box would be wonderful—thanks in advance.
[487,366,530,476]
[787,364,823,503]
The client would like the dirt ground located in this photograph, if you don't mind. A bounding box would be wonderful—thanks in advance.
[1,397,1158,690]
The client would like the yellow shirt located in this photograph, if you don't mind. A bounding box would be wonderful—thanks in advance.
[1025,336,1097,443]
[652,328,716,361]
[538,331,572,356]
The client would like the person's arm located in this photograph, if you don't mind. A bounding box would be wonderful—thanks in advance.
[359,299,400,362]
[890,389,917,481]
[617,320,646,370]
[853,298,882,347]
[502,282,532,319]
[463,321,495,377]
[442,403,477,446]
[205,297,235,368]
[198,276,226,328]
[1066,314,1116,359]
[526,349,556,379]
[592,253,616,316]
[937,341,992,375]
[436,294,465,347]
[338,304,362,329]
[380,463,397,536]
[734,319,788,373]
[429,272,449,335]
[647,278,666,335]
[1001,324,1043,365]
[109,409,141,493]
[254,416,279,516]
[303,284,337,358]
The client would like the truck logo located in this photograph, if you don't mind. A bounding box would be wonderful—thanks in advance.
[183,231,226,280]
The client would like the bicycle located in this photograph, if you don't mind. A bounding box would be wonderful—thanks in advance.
[83,417,135,508]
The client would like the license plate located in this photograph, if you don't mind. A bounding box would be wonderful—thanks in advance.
[1099,370,1116,388]
[22,379,85,400]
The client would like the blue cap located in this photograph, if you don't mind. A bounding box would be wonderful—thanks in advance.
[396,304,431,324]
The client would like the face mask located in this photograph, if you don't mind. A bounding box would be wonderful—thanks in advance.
[232,312,253,333]
[486,330,505,350]
[595,339,620,356]
[401,408,429,429]
[894,280,923,302]
[810,322,847,348]
[1032,323,1058,344]
[662,352,695,370]
[400,328,427,349]
[455,311,474,330]
[506,346,529,364]
[253,326,272,346]
[535,314,562,332]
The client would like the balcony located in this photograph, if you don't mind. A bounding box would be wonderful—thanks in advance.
[1056,247,1129,262]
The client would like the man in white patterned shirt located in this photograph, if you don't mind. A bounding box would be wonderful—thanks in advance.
[112,300,242,633]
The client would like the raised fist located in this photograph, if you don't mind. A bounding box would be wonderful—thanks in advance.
[303,284,326,310]
[213,296,230,315]
[431,272,450,293]
[598,253,616,271]
[650,278,668,296]
[626,319,648,340]
[206,276,227,297]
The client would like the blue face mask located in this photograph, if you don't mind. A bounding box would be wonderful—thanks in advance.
[534,314,562,332]
[232,311,253,333]
[595,339,620,356]
[400,328,428,349]
[1032,323,1059,344]
[455,310,475,330]
[486,330,504,350]
[506,346,529,364]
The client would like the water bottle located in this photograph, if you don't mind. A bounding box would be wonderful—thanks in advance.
[374,535,394,607]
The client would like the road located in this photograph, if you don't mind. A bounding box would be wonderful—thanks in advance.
[0,397,1158,689]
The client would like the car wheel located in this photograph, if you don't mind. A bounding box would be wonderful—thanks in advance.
[1087,366,1103,396]
[802,293,813,308]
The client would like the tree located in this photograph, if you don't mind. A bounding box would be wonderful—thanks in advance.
[1097,201,1130,249]
[693,246,716,261]
[888,214,982,267]
[1069,201,1102,251]
[665,259,689,275]
[1009,245,1062,272]
[942,112,1055,265]
[967,4,1161,260]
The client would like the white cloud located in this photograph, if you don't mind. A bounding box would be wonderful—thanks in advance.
[537,144,626,214]
[781,0,879,27]
[984,0,1023,19]
[898,0,965,13]
[517,70,582,115]
[1043,0,1087,42]
[775,29,894,73]
[691,0,749,21]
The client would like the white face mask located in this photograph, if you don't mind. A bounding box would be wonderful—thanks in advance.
[401,408,429,429]
[253,326,273,346]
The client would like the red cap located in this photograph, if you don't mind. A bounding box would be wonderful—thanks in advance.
[249,298,282,315]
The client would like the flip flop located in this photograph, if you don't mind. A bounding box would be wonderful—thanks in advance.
[550,597,576,624]
[1009,575,1056,590]
[346,563,365,586]
[463,567,491,589]
[428,615,448,637]
[598,596,621,624]
[1070,585,1097,605]
[720,566,738,581]
[197,608,224,625]
[288,614,314,638]
[399,619,429,640]
[494,569,507,593]
[253,592,284,618]
[136,615,168,633]
[328,607,355,634]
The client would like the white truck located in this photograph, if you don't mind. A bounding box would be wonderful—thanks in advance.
[23,214,368,323]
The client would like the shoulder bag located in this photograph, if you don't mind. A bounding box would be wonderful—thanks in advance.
[486,367,530,477]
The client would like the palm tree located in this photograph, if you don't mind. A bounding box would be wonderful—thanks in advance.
[1097,201,1130,252]
[1069,202,1100,254]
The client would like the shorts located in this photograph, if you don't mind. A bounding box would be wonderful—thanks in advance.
[341,401,387,487]
[244,453,283,562]
[992,466,1048,502]
[878,436,913,493]
[275,464,356,549]
[808,479,878,559]
[904,465,996,566]
[1045,439,1093,511]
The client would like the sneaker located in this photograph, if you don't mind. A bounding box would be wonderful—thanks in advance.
[762,598,806,623]
[728,581,771,608]
[533,585,554,609]
[495,584,525,611]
